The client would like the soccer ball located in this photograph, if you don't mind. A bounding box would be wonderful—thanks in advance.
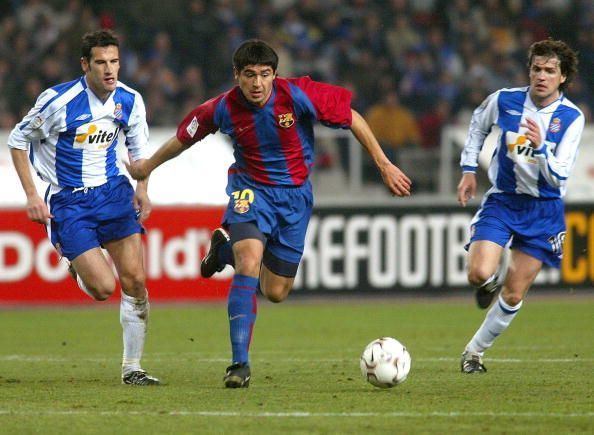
[360,337,411,388]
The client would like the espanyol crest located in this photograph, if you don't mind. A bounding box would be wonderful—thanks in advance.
[549,117,561,133]
[278,113,295,128]
[113,103,123,119]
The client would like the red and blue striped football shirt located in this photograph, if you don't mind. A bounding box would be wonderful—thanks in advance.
[176,76,352,186]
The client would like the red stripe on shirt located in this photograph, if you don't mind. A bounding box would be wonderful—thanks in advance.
[226,89,271,185]
[274,80,308,185]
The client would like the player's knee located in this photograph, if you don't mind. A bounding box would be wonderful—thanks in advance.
[119,272,146,296]
[262,286,290,303]
[501,292,523,307]
[88,277,117,301]
[234,254,262,277]
[467,265,494,288]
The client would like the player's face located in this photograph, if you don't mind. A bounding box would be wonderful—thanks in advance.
[235,65,276,107]
[81,45,120,101]
[528,55,566,108]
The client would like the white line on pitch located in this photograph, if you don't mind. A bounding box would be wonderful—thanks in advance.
[1,355,593,363]
[0,410,593,418]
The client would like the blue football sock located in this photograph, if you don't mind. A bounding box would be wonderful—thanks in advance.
[218,241,234,267]
[227,274,258,365]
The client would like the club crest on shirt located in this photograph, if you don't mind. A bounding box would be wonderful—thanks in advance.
[549,117,561,133]
[278,113,295,128]
[113,103,123,119]
[233,198,250,214]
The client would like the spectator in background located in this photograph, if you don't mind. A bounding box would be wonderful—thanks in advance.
[1,0,593,165]
[418,98,452,149]
[365,89,421,175]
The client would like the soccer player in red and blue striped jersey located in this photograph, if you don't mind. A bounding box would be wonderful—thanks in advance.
[128,39,411,387]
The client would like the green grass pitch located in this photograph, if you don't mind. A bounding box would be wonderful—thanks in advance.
[1,294,593,434]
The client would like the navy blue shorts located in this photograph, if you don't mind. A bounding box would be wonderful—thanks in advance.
[468,193,566,268]
[46,176,143,261]
[222,174,313,267]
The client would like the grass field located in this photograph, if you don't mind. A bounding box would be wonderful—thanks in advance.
[1,294,593,434]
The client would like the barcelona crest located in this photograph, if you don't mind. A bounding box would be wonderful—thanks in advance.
[278,113,295,128]
[233,198,250,214]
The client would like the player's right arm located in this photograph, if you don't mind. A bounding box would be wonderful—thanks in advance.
[10,148,52,224]
[457,90,500,206]
[8,88,59,224]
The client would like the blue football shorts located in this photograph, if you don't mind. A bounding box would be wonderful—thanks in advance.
[468,192,566,268]
[46,175,143,261]
[222,174,313,271]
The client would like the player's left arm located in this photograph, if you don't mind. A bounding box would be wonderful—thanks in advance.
[124,93,153,222]
[133,178,151,224]
[524,115,585,187]
[350,109,411,197]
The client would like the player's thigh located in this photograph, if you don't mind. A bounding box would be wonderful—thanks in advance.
[259,263,295,303]
[467,240,504,281]
[71,247,117,296]
[103,233,146,296]
[502,249,542,303]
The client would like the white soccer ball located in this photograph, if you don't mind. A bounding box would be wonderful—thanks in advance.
[360,337,411,388]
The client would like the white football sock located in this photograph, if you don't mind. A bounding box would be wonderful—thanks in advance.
[120,290,149,375]
[466,294,522,355]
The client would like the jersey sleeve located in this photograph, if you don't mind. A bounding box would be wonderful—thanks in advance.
[176,96,220,146]
[460,90,501,173]
[124,92,151,161]
[7,88,60,150]
[533,112,584,188]
[291,76,352,128]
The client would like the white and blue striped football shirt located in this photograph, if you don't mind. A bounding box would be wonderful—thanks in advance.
[8,76,150,189]
[460,87,584,198]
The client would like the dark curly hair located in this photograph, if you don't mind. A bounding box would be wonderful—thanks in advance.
[527,39,578,92]
[232,39,278,73]
[81,30,119,61]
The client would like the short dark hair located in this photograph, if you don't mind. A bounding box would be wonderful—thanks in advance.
[527,39,578,92]
[81,30,119,60]
[232,39,278,73]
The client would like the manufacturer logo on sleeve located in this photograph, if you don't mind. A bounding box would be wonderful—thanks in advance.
[186,116,199,137]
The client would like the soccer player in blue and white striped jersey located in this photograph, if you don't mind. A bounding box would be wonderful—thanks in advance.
[8,30,160,385]
[457,39,584,373]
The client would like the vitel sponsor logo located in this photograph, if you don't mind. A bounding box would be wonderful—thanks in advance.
[74,120,119,151]
[505,131,536,163]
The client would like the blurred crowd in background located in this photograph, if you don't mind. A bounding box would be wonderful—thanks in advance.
[1,0,593,188]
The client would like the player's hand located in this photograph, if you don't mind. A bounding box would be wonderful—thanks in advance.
[26,194,52,224]
[133,189,152,224]
[380,162,412,197]
[125,158,151,180]
[520,118,542,149]
[457,173,477,207]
